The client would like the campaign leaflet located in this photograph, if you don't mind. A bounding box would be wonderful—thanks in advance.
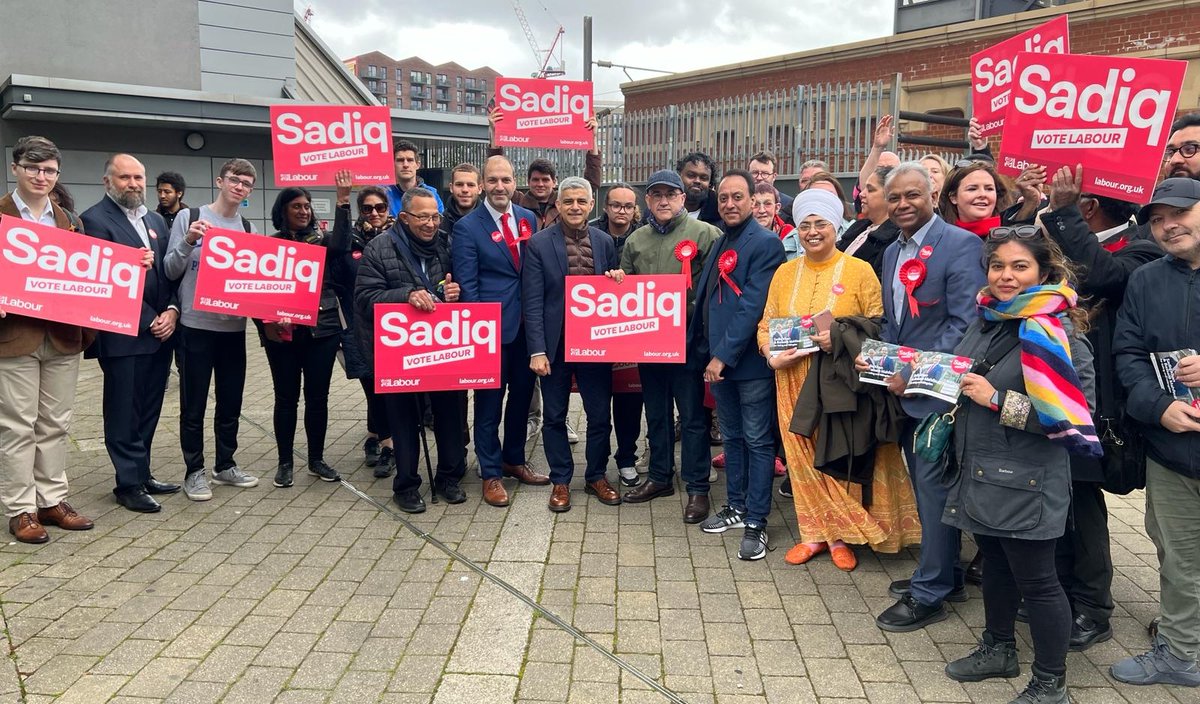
[270,104,393,186]
[858,339,918,385]
[374,303,502,393]
[564,275,686,363]
[768,316,817,356]
[0,215,146,335]
[858,340,974,403]
[493,77,595,150]
[997,52,1188,202]
[970,16,1069,137]
[905,351,975,404]
[1152,349,1200,409]
[191,227,326,324]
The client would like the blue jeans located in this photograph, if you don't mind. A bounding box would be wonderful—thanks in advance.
[710,376,776,529]
[903,416,964,605]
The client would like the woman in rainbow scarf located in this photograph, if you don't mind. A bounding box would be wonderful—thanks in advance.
[941,225,1101,704]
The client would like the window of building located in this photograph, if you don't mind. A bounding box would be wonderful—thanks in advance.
[379,66,387,80]
[367,79,378,92]
[456,76,462,88]
[437,73,447,85]
[477,79,486,91]
[396,83,402,96]
[457,90,463,103]
[412,99,423,110]
[410,70,421,83]
[437,102,448,112]
[457,105,463,113]
[465,77,475,90]
[466,106,476,115]
[367,65,377,78]
[396,97,403,108]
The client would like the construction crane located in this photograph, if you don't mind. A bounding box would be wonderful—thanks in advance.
[512,0,565,78]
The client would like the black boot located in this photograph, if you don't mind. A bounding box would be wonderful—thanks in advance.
[1009,666,1069,704]
[965,551,983,585]
[945,631,1020,682]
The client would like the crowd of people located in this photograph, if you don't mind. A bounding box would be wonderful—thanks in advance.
[1,103,1199,703]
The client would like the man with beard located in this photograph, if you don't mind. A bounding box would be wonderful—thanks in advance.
[437,163,481,244]
[1111,178,1200,688]
[523,176,624,512]
[620,170,721,523]
[81,154,183,513]
[691,170,785,560]
[155,171,187,231]
[452,155,550,507]
[676,152,722,226]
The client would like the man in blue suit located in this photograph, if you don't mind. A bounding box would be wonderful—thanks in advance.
[873,162,986,632]
[452,155,549,507]
[523,176,625,513]
[690,169,785,560]
[80,154,182,513]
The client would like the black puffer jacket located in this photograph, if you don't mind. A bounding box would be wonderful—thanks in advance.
[1042,204,1162,481]
[353,223,453,369]
[1113,255,1200,479]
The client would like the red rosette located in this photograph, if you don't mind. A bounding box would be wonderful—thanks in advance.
[898,258,927,318]
[517,218,532,241]
[717,249,742,302]
[674,239,698,289]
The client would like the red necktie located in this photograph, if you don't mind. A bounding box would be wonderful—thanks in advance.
[501,212,520,270]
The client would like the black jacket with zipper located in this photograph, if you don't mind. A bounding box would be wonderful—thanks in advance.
[1113,255,1200,479]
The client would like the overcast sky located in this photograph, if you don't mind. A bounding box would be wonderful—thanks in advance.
[296,0,897,101]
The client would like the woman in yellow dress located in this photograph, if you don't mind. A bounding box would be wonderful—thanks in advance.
[758,190,921,571]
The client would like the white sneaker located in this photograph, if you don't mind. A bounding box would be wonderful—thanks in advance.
[183,471,212,501]
[211,466,259,488]
[565,420,579,444]
[526,417,542,442]
[618,466,641,487]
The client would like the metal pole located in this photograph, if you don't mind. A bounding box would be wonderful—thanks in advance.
[583,16,593,82]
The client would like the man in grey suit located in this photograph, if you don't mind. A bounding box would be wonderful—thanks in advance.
[873,162,986,632]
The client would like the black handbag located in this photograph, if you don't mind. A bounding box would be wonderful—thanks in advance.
[1094,328,1146,494]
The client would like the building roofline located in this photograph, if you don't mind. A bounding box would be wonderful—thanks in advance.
[620,0,1184,95]
[295,13,380,106]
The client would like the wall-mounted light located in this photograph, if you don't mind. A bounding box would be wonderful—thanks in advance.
[185,132,206,151]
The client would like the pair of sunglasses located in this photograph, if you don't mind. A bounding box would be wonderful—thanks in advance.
[987,225,1041,240]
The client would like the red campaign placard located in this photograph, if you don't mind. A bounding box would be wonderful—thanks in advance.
[998,52,1188,203]
[192,227,326,324]
[270,104,393,187]
[493,77,595,150]
[564,275,686,363]
[374,303,502,393]
[971,16,1069,137]
[0,215,145,335]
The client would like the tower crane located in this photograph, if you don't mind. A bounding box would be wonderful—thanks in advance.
[512,0,565,78]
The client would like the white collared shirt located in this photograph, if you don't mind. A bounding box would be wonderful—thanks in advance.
[11,191,55,226]
[109,195,151,248]
[1094,218,1134,245]
[483,199,520,254]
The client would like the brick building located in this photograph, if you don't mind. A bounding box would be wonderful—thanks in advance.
[617,0,1200,179]
[344,52,500,114]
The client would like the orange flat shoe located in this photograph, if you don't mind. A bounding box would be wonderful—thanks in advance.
[830,544,858,572]
[784,542,828,565]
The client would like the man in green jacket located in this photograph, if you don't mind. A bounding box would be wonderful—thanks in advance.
[619,170,721,523]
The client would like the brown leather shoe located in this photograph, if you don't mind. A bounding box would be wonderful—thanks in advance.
[37,502,94,531]
[548,484,571,512]
[683,494,710,523]
[8,513,48,544]
[482,478,510,507]
[584,478,621,506]
[622,480,675,503]
[502,462,550,486]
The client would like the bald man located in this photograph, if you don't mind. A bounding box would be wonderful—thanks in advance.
[81,153,182,513]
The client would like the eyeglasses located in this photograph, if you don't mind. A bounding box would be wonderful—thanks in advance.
[987,225,1041,240]
[954,158,993,168]
[795,220,834,233]
[361,203,389,215]
[646,191,682,201]
[17,164,60,178]
[749,170,774,179]
[607,203,636,212]
[1164,143,1200,161]
[221,176,255,191]
[403,212,442,223]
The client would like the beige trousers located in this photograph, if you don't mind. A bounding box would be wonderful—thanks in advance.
[0,335,78,516]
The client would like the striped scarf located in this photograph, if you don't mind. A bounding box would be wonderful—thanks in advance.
[978,283,1102,458]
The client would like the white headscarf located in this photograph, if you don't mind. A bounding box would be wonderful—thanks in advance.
[792,189,847,234]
